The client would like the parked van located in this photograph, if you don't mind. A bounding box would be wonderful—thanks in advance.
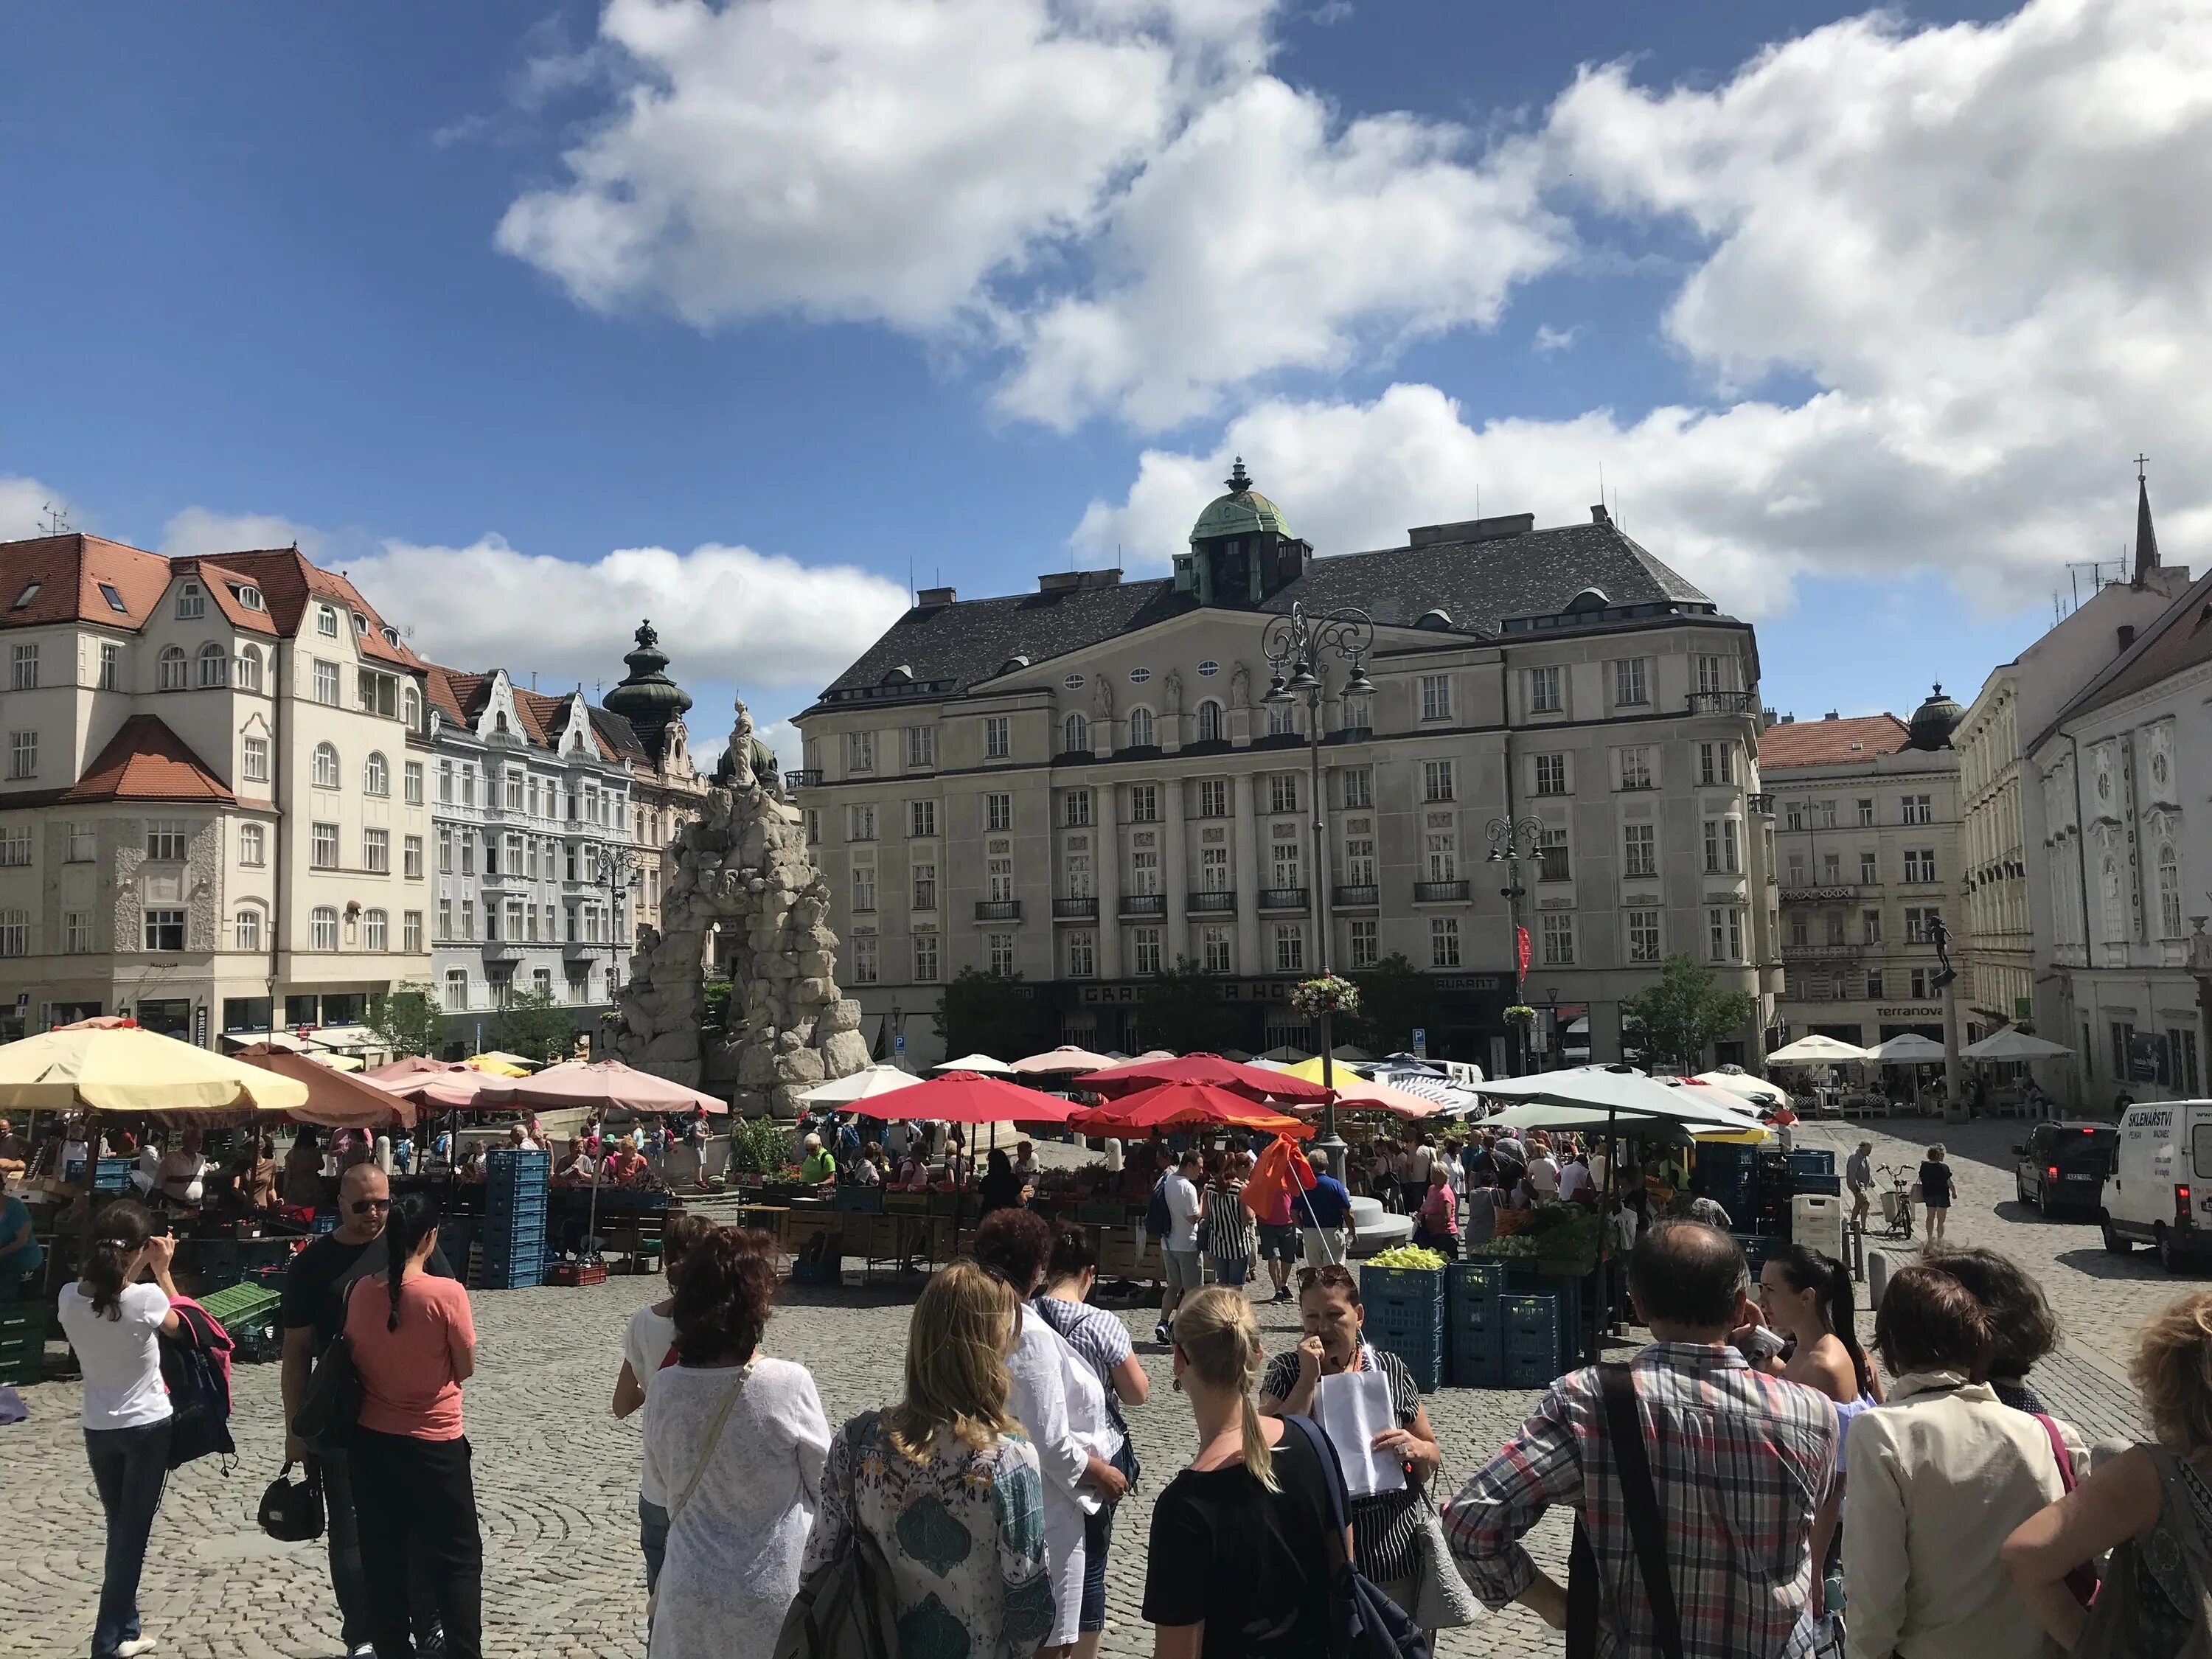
[2102,1100,2212,1269]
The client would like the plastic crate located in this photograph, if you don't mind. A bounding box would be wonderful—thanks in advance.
[1374,1332,1444,1393]
[486,1148,552,1176]
[790,1256,842,1287]
[199,1282,282,1341]
[0,1301,49,1337]
[1446,1259,1509,1310]
[831,1187,883,1213]
[1787,1150,1837,1179]
[1505,1351,1556,1390]
[0,1353,41,1387]
[93,1157,134,1193]
[1449,1339,1503,1389]
[1500,1293,1560,1360]
[1792,1172,1843,1197]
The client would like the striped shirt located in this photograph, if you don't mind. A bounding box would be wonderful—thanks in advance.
[1204,1183,1253,1259]
[1444,1343,1837,1659]
[1262,1345,1424,1582]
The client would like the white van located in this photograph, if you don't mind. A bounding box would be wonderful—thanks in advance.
[2102,1100,2212,1270]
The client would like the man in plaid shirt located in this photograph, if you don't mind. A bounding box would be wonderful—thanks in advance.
[1444,1222,1837,1658]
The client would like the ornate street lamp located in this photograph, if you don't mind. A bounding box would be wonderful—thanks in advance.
[1263,602,1373,1178]
[593,844,641,1020]
[1487,815,1544,1074]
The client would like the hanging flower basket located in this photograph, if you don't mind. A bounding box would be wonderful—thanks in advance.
[1290,974,1360,1019]
[1503,1004,1538,1025]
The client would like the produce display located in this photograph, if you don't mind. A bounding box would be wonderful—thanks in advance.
[1363,1245,1449,1270]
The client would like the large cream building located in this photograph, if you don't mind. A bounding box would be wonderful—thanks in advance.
[1758,698,1968,1051]
[0,533,433,1046]
[790,467,1778,1073]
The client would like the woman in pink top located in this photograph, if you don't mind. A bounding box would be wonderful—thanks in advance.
[1413,1161,1460,1259]
[343,1193,481,1659]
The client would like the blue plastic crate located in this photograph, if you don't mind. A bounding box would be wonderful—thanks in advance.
[1446,1259,1509,1310]
[1792,1172,1843,1197]
[1499,1293,1560,1340]
[1449,1338,1503,1388]
[831,1187,883,1213]
[93,1156,135,1192]
[1505,1351,1557,1389]
[486,1148,552,1173]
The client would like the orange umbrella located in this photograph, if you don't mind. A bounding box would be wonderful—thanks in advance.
[1071,1081,1313,1138]
[233,1043,417,1130]
[1076,1051,1331,1105]
[878,1070,1083,1125]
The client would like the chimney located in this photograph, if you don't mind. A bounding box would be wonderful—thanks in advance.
[914,586,956,611]
[1823,711,1840,721]
[2118,624,2136,651]
[1408,512,1532,547]
[1781,713,1795,724]
[1590,504,1610,524]
[1037,569,1124,595]
[1761,707,1779,730]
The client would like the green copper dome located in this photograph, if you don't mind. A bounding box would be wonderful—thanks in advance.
[1190,458,1290,543]
[602,619,693,748]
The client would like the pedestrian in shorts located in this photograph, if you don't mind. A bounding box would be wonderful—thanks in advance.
[1256,1183,1300,1303]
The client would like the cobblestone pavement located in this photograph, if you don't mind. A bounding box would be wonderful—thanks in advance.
[4,1265,1571,1659]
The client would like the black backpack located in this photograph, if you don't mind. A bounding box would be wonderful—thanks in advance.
[1144,1175,1172,1239]
[159,1301,237,1471]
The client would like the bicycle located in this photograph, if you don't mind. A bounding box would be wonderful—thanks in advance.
[1872,1164,1917,1242]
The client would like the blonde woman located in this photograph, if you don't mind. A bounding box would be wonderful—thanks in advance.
[799,1262,1054,1658]
[1144,1287,1344,1659]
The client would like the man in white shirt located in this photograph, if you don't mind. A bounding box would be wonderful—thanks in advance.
[1155,1150,1206,1344]
[1557,1155,1593,1204]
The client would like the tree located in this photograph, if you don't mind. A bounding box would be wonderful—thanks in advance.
[1138,959,1237,1055]
[366,981,446,1058]
[933,970,1047,1064]
[1619,953,1757,1071]
[491,987,584,1066]
[1349,953,1441,1055]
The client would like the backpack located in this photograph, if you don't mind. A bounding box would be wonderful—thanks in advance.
[773,1416,902,1659]
[1144,1174,1173,1239]
[159,1300,237,1472]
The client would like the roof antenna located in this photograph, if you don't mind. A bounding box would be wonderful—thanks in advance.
[1116,543,1123,571]
[38,501,72,535]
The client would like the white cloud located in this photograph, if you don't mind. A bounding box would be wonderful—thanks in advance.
[1531,323,1583,355]
[0,477,69,541]
[159,506,330,561]
[1082,0,2212,617]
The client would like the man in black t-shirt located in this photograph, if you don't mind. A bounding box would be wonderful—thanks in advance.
[280,1164,454,1656]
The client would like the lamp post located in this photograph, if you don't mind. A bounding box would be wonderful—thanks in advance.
[1486,815,1543,1075]
[1263,602,1374,1180]
[594,844,641,1042]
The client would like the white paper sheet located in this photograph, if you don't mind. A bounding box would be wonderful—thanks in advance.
[1314,1368,1406,1500]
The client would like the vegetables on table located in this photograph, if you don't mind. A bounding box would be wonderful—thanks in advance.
[1363,1245,1448,1270]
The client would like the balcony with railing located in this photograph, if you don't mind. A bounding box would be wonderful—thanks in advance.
[1687,690,1759,716]
[1333,883,1380,908]
[974,900,1023,922]
[1413,879,1470,904]
[1051,897,1096,920]
[1746,792,1775,815]
[1781,942,1861,961]
[1189,890,1237,914]
[785,769,823,790]
[1119,893,1166,917]
[1257,887,1309,911]
[1779,884,1859,904]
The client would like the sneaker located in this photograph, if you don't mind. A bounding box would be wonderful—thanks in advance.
[115,1641,159,1658]
[1274,1287,1293,1304]
[1154,1320,1172,1345]
[347,1644,376,1659]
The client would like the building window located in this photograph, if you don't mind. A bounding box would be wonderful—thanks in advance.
[1694,654,1726,694]
[987,841,1015,901]
[1197,779,1227,818]
[66,822,94,862]
[1131,843,1162,895]
[175,580,206,620]
[1862,908,1882,945]
[1063,712,1089,754]
[236,735,268,784]
[6,731,34,780]
[1128,707,1155,748]
[1697,742,1736,785]
[848,804,877,841]
[1419,674,1453,721]
[0,910,29,958]
[1613,658,1648,706]
[1703,818,1739,874]
[846,731,874,773]
[65,911,91,953]
[1903,848,1937,883]
[911,860,937,911]
[1537,827,1571,883]
[849,930,878,984]
[1273,923,1305,973]
[983,792,1012,833]
[315,604,338,637]
[1421,761,1454,804]
[1901,794,1933,825]
[363,908,388,951]
[1542,912,1576,965]
[1865,970,1884,998]
[1344,825,1376,886]
[1905,906,1940,944]
[504,770,524,812]
[988,933,1016,976]
[1854,797,1875,827]
[312,742,339,789]
[1424,821,1457,882]
[312,822,338,869]
[1130,784,1160,824]
[362,828,389,873]
[403,760,423,805]
[1430,917,1461,967]
[851,863,876,911]
[1133,926,1163,975]
[1342,768,1372,810]
[0,829,25,869]
[364,751,389,796]
[984,716,1009,759]
[1528,665,1562,713]
[1262,774,1294,815]
[9,643,35,690]
[1705,906,1743,963]
[1623,824,1656,878]
[1627,908,1660,963]
[233,644,262,691]
[1200,842,1229,892]
[444,970,469,1012]
[1784,801,1804,832]
[146,820,188,861]
[1267,702,1295,737]
[911,929,944,982]
[1066,930,1097,978]
[460,899,474,940]
[195,641,226,687]
[1534,754,1566,796]
[239,823,265,866]
[1062,844,1093,898]
[403,911,422,953]
[1201,925,1233,973]
[2160,845,2184,938]
[908,800,937,838]
[1196,701,1223,742]
[905,726,936,769]
[144,908,186,951]
[1617,746,1653,790]
[1859,852,1878,885]
[158,645,188,690]
[313,658,339,705]
[1817,799,1837,830]
[1065,790,1092,828]
[1270,839,1302,889]
[99,641,120,690]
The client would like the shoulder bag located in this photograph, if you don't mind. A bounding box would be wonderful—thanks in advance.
[290,1279,364,1453]
[1285,1413,1430,1659]
[1565,1363,1684,1659]
[2031,1413,2100,1609]
[2076,1446,2212,1659]
[773,1415,900,1659]
[647,1361,753,1623]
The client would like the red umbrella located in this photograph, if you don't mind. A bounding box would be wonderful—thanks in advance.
[1071,1081,1313,1138]
[879,1071,1082,1125]
[1075,1051,1330,1105]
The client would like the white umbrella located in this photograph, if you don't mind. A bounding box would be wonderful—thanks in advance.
[934,1052,1015,1074]
[1867,1033,1949,1064]
[1964,1029,2075,1061]
[1008,1045,1119,1074]
[1692,1069,1787,1105]
[1766,1034,1871,1064]
[799,1064,926,1106]
[1479,1065,1759,1129]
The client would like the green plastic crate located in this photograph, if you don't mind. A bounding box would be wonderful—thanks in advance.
[199,1281,283,1338]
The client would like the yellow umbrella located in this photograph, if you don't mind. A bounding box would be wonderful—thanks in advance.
[464,1053,533,1077]
[0,1024,309,1113]
[1273,1054,1374,1086]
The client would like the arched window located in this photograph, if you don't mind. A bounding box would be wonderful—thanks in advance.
[1268,701,1295,736]
[313,742,339,789]
[403,686,420,728]
[1128,707,1155,748]
[364,751,389,795]
[234,644,262,692]
[364,908,388,952]
[234,908,262,951]
[197,641,227,687]
[2159,844,2183,939]
[1197,700,1223,742]
[158,645,188,690]
[1063,712,1089,754]
[310,905,338,950]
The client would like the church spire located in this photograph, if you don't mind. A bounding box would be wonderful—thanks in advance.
[2135,455,2161,586]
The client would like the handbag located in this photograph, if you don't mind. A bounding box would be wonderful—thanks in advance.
[1566,1363,1685,1659]
[773,1418,901,1659]
[1285,1413,1430,1659]
[290,1282,364,1453]
[257,1460,326,1543]
[2077,1446,2212,1659]
[2032,1413,2100,1609]
[647,1363,753,1623]
[1410,1498,1481,1632]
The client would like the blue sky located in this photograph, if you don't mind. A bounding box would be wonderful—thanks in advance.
[1,0,2198,748]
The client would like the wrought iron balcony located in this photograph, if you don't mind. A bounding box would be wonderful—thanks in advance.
[1332,883,1380,908]
[1687,690,1759,716]
[1188,890,1237,914]
[784,769,822,790]
[1051,897,1097,919]
[1119,894,1166,917]
[1746,792,1775,815]
[1258,887,1310,911]
[1413,880,1470,903]
[1781,942,1861,961]
[1779,885,1859,904]
[974,900,1023,922]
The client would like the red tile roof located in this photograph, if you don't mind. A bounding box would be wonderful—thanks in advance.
[61,715,234,803]
[421,664,619,762]
[1758,713,1910,770]
[206,548,422,669]
[0,535,172,631]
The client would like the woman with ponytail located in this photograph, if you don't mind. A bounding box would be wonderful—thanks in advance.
[57,1198,182,1659]
[1144,1286,1341,1658]
[341,1191,483,1659]
[1758,1243,1883,1413]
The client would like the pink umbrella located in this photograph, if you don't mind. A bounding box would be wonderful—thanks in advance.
[362,1059,516,1112]
[503,1059,728,1116]
[1007,1045,1119,1075]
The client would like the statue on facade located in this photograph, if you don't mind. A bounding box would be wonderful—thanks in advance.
[1164,667,1184,717]
[1230,661,1251,709]
[1091,675,1114,720]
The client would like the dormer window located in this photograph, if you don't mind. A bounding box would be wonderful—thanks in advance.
[381,626,399,647]
[316,604,338,636]
[9,582,38,611]
[352,612,369,636]
[229,583,265,611]
[176,581,206,620]
[98,582,128,614]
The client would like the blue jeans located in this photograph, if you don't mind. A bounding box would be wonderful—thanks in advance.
[84,1416,172,1659]
[639,1497,669,1593]
[1208,1253,1250,1288]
